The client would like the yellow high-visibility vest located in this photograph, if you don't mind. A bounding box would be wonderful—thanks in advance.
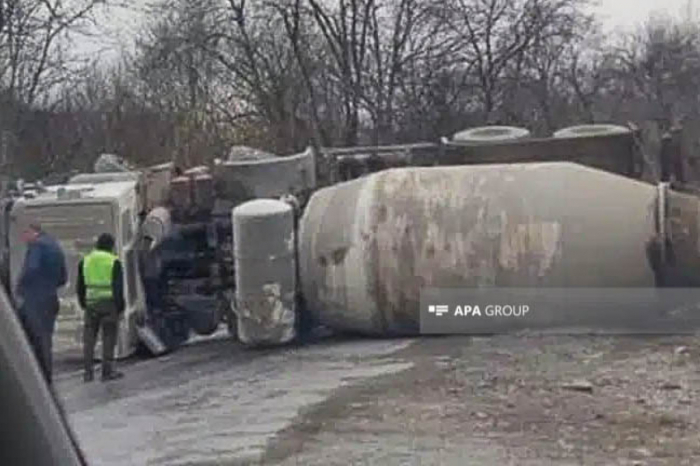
[83,249,118,304]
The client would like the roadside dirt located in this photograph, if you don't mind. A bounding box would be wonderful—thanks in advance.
[264,334,700,466]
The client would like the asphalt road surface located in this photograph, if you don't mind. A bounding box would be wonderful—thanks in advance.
[55,332,700,465]
[55,333,415,465]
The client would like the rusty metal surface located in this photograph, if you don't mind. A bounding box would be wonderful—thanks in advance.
[169,176,191,212]
[143,163,174,210]
[299,163,660,335]
[233,200,297,347]
[193,174,215,213]
[168,169,216,218]
[214,149,316,205]
[321,144,436,184]
[440,131,639,177]
[663,189,700,286]
[320,131,641,184]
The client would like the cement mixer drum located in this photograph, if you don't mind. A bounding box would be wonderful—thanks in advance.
[298,163,660,335]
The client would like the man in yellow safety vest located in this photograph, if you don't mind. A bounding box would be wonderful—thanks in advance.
[76,233,125,382]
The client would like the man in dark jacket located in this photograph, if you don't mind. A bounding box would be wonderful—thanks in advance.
[16,224,67,385]
[76,233,125,382]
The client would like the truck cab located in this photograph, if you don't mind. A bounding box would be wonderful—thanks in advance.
[8,181,145,359]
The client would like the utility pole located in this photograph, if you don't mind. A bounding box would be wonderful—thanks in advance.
[0,130,10,198]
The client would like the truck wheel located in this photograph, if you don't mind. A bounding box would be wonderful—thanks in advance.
[159,316,190,352]
[553,124,630,138]
[452,126,531,144]
[189,313,219,336]
[187,301,220,336]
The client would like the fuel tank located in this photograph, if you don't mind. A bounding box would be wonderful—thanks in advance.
[233,199,297,347]
[298,162,662,335]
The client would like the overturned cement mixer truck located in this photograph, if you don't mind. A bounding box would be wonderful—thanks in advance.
[6,123,698,357]
[299,124,700,337]
[0,147,316,358]
[141,122,700,351]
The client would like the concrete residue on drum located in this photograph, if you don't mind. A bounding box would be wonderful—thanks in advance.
[236,283,296,346]
[498,221,563,277]
[299,162,662,336]
[369,168,504,328]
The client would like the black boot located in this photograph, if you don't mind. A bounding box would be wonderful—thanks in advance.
[83,371,94,383]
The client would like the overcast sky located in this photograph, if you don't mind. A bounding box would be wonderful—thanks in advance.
[75,0,699,64]
[593,0,696,29]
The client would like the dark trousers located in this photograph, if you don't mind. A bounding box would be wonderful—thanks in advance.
[83,301,119,377]
[19,298,58,385]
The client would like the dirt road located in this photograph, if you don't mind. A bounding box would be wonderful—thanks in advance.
[56,333,700,465]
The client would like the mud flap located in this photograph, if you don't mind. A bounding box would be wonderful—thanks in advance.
[136,325,167,356]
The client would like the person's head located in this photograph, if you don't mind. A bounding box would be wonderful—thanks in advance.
[95,233,115,252]
[21,224,42,244]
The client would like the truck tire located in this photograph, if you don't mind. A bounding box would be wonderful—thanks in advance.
[187,303,220,336]
[452,126,531,144]
[189,313,219,336]
[553,124,630,138]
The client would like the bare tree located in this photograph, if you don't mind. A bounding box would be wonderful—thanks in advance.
[134,0,227,165]
[0,0,104,106]
[298,0,375,146]
[440,0,588,122]
[507,0,594,133]
[0,0,106,176]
